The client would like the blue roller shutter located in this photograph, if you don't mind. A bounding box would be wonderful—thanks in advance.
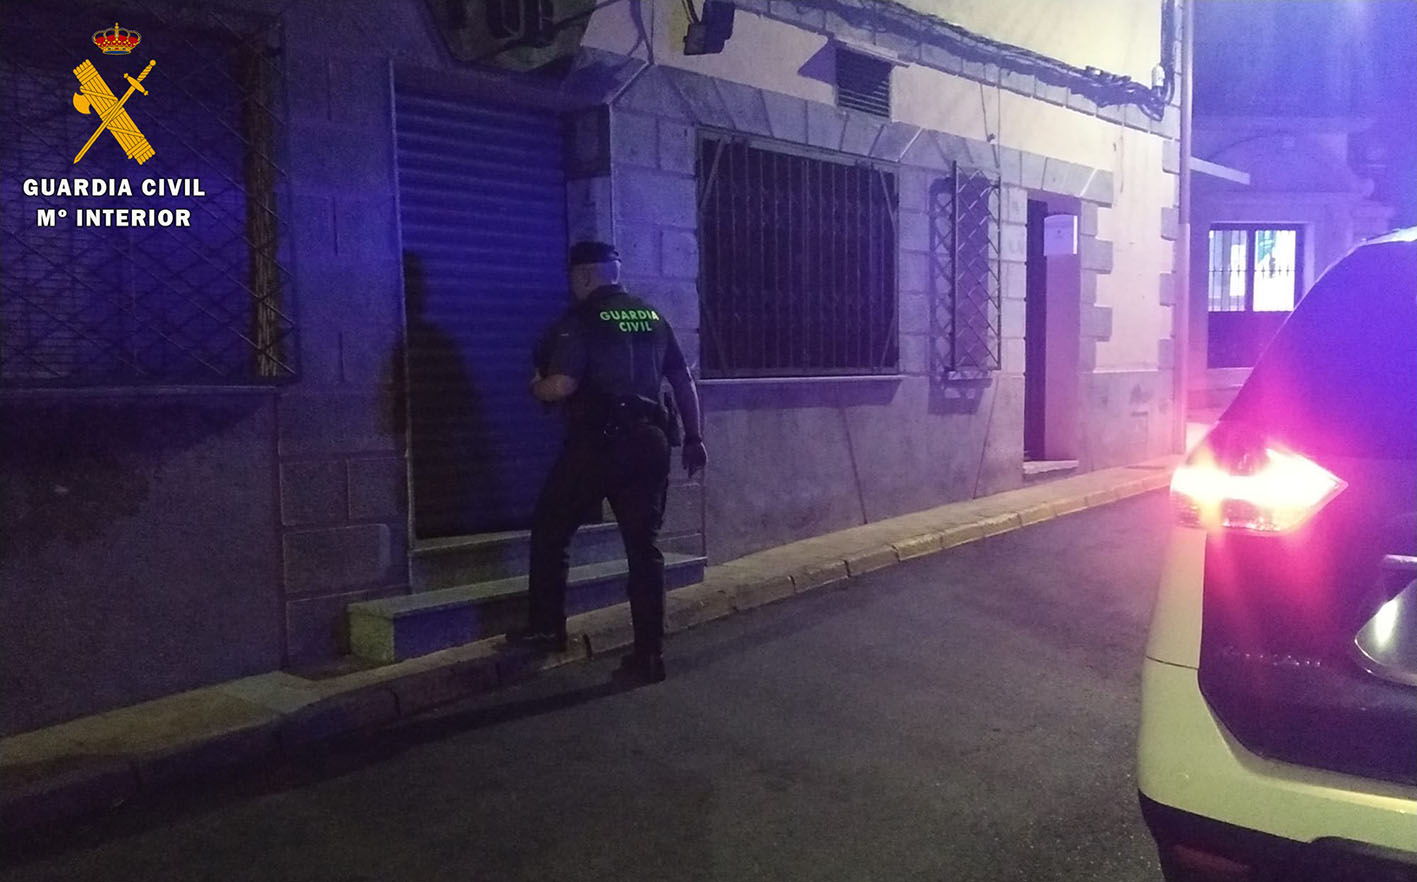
[396,85,569,537]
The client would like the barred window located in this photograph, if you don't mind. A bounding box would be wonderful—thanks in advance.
[697,136,899,379]
[930,165,1000,376]
[1207,225,1303,313]
[1,3,293,386]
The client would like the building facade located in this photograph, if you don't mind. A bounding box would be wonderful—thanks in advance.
[1,0,1183,735]
[1184,2,1402,408]
[1185,117,1395,407]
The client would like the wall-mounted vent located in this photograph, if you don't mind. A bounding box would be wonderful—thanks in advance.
[836,49,892,118]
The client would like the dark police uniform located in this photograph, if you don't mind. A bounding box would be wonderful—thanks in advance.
[525,281,687,664]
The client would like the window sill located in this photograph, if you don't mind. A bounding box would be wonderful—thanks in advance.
[1,385,283,399]
[413,521,619,557]
[697,374,905,387]
[1022,459,1079,477]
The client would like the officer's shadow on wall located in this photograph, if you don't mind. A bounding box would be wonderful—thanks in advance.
[390,253,505,538]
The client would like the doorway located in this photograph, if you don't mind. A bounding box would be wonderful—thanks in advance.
[1024,200,1048,460]
[395,83,570,538]
[1023,198,1081,464]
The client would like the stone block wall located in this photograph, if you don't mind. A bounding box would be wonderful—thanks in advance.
[274,4,415,665]
[0,393,282,736]
[613,63,1125,562]
[0,0,1186,735]
[609,73,706,559]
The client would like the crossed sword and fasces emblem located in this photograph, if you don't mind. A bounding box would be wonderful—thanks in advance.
[71,58,156,164]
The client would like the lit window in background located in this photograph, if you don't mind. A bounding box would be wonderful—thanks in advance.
[1252,229,1299,311]
[1207,228,1248,312]
[1206,226,1302,313]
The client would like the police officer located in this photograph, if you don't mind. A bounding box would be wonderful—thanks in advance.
[507,240,706,684]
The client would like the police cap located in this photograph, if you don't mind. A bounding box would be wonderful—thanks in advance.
[569,240,620,266]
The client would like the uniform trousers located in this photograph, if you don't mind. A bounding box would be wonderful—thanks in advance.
[526,421,671,655]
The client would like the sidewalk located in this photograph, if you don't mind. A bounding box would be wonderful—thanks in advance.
[0,455,1178,835]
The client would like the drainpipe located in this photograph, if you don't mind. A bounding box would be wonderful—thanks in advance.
[1172,0,1194,453]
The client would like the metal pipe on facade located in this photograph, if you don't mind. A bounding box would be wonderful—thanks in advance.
[1172,0,1194,452]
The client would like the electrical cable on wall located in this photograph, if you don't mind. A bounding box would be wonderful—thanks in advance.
[456,0,1177,120]
[798,0,1178,121]
[977,80,1002,172]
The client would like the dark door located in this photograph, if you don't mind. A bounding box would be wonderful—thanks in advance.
[396,85,570,538]
[1024,199,1048,460]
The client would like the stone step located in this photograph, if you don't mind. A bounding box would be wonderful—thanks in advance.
[348,553,707,663]
[410,521,627,591]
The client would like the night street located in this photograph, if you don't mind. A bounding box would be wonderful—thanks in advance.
[2,491,1171,882]
[7,1,1417,878]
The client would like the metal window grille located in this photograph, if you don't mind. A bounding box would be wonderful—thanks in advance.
[697,135,899,379]
[1,0,295,386]
[1206,225,1303,313]
[929,164,1001,377]
[836,49,892,118]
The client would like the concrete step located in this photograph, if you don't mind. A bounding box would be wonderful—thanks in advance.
[348,553,707,663]
[410,521,627,591]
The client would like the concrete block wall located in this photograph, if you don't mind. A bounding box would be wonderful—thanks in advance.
[613,62,1130,562]
[657,0,1178,476]
[609,71,706,559]
[262,0,1181,622]
[0,393,283,736]
[269,9,689,660]
[5,0,1185,736]
[275,4,414,665]
[1073,27,1181,466]
[0,0,463,733]
[269,7,654,662]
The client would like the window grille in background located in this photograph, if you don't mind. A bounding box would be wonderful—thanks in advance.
[697,135,899,379]
[1207,225,1303,313]
[835,49,892,118]
[929,164,1001,376]
[0,1,294,386]
[484,0,554,44]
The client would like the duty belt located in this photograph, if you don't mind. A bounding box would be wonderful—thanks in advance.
[581,394,665,441]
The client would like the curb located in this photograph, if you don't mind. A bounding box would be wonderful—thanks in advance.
[0,459,1176,836]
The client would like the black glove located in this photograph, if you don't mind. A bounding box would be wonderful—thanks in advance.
[532,335,552,376]
[682,437,707,477]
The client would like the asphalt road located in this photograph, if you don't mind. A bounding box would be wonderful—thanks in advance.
[2,490,1172,882]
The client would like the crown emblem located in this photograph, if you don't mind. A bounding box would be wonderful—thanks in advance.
[92,22,141,55]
